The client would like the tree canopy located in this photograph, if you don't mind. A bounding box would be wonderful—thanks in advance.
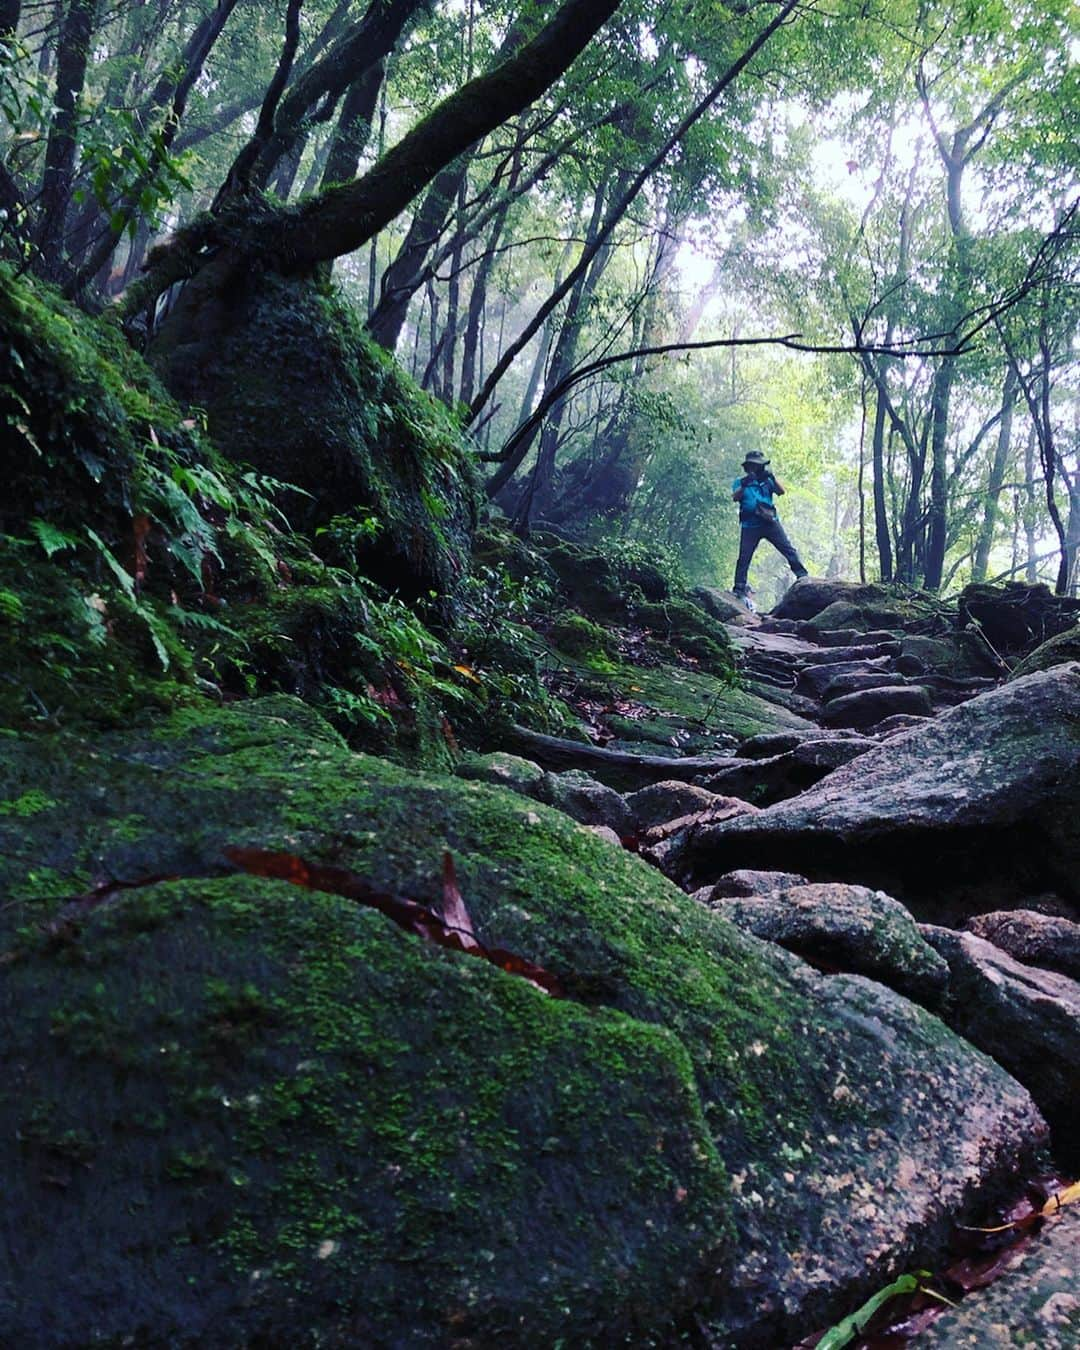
[2,0,1077,598]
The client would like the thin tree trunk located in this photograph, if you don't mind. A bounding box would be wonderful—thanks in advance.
[971,363,1018,582]
[34,0,100,267]
[468,0,802,425]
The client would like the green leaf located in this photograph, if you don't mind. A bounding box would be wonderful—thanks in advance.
[28,518,79,559]
[815,1273,921,1350]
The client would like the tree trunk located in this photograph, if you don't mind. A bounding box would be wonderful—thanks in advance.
[468,0,803,425]
[34,0,100,268]
[971,363,1018,582]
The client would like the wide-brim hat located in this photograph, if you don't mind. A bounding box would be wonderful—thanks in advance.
[742,450,770,467]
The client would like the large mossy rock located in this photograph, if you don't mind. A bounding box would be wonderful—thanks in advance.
[1010,624,1080,679]
[959,582,1080,656]
[150,271,478,602]
[0,701,1045,1346]
[658,666,1080,921]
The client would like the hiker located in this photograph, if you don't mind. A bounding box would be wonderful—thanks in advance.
[731,451,808,604]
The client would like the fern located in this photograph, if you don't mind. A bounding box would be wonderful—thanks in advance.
[28,519,80,559]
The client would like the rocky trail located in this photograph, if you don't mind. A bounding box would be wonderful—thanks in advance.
[457,576,1080,1348]
[3,578,1078,1348]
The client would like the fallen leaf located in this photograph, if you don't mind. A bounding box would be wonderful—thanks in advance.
[224,847,565,997]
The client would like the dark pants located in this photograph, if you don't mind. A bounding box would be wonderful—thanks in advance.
[733,517,806,594]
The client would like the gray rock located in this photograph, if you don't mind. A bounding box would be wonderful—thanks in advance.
[821,671,906,702]
[821,684,933,729]
[698,737,874,806]
[965,909,1080,982]
[922,926,1080,1165]
[703,868,810,899]
[641,797,759,851]
[710,884,949,1003]
[869,713,932,738]
[796,655,893,698]
[918,1204,1080,1350]
[770,579,898,622]
[798,641,903,666]
[456,750,545,792]
[534,768,635,835]
[0,704,1051,1350]
[656,665,1080,917]
[624,780,722,831]
[690,585,759,625]
[1010,624,1080,679]
[735,728,871,758]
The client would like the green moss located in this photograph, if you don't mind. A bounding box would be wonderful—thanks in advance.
[548,610,619,660]
[149,271,479,607]
[0,704,1039,1342]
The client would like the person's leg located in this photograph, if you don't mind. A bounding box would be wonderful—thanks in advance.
[762,517,808,578]
[733,526,762,594]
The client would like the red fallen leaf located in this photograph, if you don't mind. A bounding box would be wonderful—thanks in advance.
[440,851,477,945]
[943,1234,1033,1293]
[132,513,151,590]
[224,846,564,998]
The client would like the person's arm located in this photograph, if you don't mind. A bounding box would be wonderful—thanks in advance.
[732,478,748,502]
[768,473,786,495]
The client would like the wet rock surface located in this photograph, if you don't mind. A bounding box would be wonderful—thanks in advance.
[921,926,1080,1167]
[965,909,1080,982]
[918,1205,1080,1350]
[654,665,1080,917]
[0,703,1050,1348]
[709,883,949,1003]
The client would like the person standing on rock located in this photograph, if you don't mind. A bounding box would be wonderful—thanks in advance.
[732,451,808,606]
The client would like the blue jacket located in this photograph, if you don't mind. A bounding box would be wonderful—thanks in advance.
[733,472,779,528]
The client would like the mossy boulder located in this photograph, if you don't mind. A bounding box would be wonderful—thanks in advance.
[149,271,478,605]
[1010,625,1080,679]
[0,700,1046,1345]
[548,610,619,661]
[959,582,1080,655]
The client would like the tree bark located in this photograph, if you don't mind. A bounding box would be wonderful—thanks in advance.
[971,363,1018,582]
[33,0,99,266]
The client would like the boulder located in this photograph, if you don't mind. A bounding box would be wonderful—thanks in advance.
[797,641,902,666]
[691,585,760,625]
[770,580,898,622]
[1010,624,1080,680]
[456,750,546,793]
[624,780,724,831]
[534,768,636,834]
[820,684,933,730]
[899,632,999,678]
[958,582,1080,655]
[918,1204,1080,1350]
[796,656,893,698]
[456,754,634,835]
[820,671,904,702]
[702,868,810,899]
[802,599,918,633]
[0,701,1049,1347]
[641,797,759,849]
[922,927,1080,1165]
[735,728,870,759]
[868,713,932,739]
[964,910,1080,983]
[656,665,1080,919]
[709,884,949,1003]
